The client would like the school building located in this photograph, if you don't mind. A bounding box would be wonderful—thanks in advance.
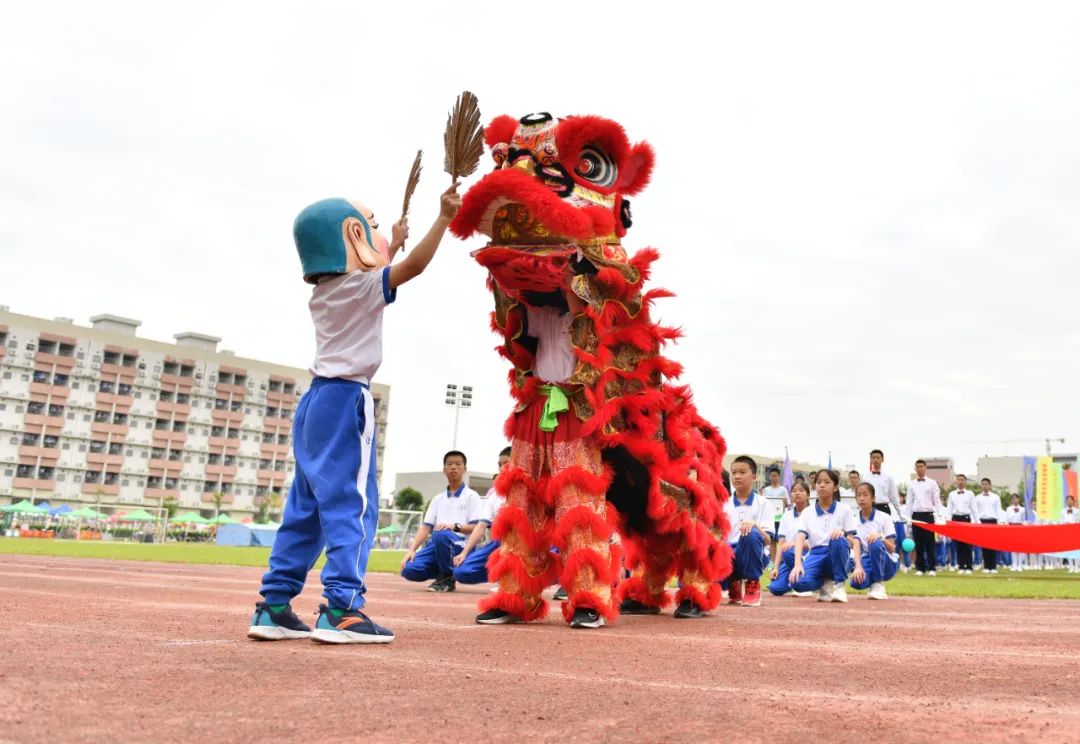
[0,307,391,518]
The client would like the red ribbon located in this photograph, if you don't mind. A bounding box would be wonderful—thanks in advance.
[911,521,1080,554]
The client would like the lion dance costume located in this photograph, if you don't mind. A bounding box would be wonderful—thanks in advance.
[450,112,732,625]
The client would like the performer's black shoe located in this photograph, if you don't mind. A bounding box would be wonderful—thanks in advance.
[553,585,568,601]
[476,608,520,625]
[673,599,705,619]
[428,575,456,593]
[619,598,661,615]
[569,608,605,629]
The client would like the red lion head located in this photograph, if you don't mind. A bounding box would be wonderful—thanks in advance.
[450,112,655,245]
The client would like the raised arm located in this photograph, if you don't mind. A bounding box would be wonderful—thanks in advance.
[387,185,462,290]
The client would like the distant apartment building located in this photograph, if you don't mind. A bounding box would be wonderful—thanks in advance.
[0,308,390,516]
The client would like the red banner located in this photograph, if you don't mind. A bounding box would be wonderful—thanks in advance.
[911,521,1080,553]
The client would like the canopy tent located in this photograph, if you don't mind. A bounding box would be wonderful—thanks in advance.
[1,500,49,514]
[212,514,239,524]
[169,511,210,525]
[116,509,159,522]
[376,524,404,535]
[66,506,105,519]
[48,504,74,516]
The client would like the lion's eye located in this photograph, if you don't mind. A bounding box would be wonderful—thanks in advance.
[574,146,618,188]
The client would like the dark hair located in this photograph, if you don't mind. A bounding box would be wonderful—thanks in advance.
[957,473,967,479]
[443,450,467,466]
[981,477,991,485]
[499,446,512,458]
[816,469,840,492]
[767,466,781,476]
[790,481,810,496]
[732,455,758,475]
[915,459,927,467]
[870,449,884,458]
[848,470,860,477]
[856,482,876,498]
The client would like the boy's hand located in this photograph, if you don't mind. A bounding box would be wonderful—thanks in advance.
[391,218,409,249]
[440,183,462,221]
[400,549,416,569]
[790,564,804,583]
[852,565,865,584]
[452,552,468,567]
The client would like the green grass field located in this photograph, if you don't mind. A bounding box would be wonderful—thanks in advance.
[2,538,1077,599]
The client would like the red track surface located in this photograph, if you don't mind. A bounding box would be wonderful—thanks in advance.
[3,555,1079,743]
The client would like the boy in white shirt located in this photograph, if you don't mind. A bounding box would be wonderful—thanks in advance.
[945,474,978,574]
[1064,495,1079,573]
[762,467,790,563]
[972,477,1005,573]
[789,470,861,603]
[1003,494,1026,571]
[401,451,486,591]
[903,459,943,576]
[250,186,461,645]
[723,456,774,608]
[849,483,899,599]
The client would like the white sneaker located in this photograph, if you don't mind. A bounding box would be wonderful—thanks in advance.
[867,582,887,600]
[948,565,957,572]
[790,590,814,597]
[989,569,997,574]
[916,571,925,576]
[901,565,909,574]
[831,585,848,603]
[928,570,936,576]
[817,580,835,602]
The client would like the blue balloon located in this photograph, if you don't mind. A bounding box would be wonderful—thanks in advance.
[902,537,915,553]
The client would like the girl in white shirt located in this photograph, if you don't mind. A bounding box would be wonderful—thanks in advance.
[1003,494,1026,571]
[789,470,861,603]
[767,481,811,596]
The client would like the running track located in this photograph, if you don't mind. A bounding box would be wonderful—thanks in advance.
[2,555,1078,743]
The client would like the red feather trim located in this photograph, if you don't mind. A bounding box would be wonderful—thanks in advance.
[478,590,549,622]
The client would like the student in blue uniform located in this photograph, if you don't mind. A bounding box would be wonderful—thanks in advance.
[849,483,899,599]
[249,185,462,645]
[452,447,512,585]
[789,469,861,603]
[768,481,811,596]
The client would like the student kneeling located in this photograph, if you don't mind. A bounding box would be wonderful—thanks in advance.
[400,451,485,592]
[849,482,899,600]
[789,470,861,603]
[768,481,812,596]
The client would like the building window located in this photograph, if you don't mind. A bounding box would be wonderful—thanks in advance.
[117,383,132,396]
[262,432,274,443]
[159,390,174,403]
[37,466,55,480]
[84,470,102,484]
[49,404,64,416]
[103,351,120,365]
[215,398,228,410]
[1,372,10,379]
[230,400,242,412]
[172,421,185,433]
[83,414,91,422]
[94,411,111,423]
[59,343,75,357]
[99,380,116,394]
[224,455,236,466]
[152,447,166,459]
[16,464,33,478]
[165,477,178,489]
[177,393,190,404]
[103,472,119,485]
[108,442,123,456]
[211,426,225,437]
[122,354,138,368]
[180,364,195,378]
[168,450,182,461]
[53,373,69,387]
[227,428,239,439]
[155,419,169,430]
[234,375,247,386]
[163,361,178,375]
[78,444,87,452]
[62,442,70,450]
[33,370,50,383]
[38,340,57,354]
[147,476,162,488]
[42,435,59,449]
[266,407,278,418]
[89,440,106,454]
[113,413,127,425]
[73,474,82,483]
[27,401,45,415]
[208,453,222,465]
[218,372,233,385]
[22,432,41,446]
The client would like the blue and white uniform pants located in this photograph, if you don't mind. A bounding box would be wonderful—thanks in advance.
[790,538,851,593]
[260,377,379,611]
[849,541,899,589]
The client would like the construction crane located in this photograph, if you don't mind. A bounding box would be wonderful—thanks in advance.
[964,438,1066,456]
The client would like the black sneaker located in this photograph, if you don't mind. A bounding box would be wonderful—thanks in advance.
[311,605,394,644]
[476,608,521,625]
[673,599,705,619]
[570,608,605,629]
[553,585,568,601]
[426,576,446,592]
[620,598,661,615]
[247,601,312,640]
[432,576,456,593]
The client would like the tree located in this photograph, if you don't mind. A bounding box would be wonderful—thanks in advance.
[394,487,424,512]
[268,491,284,521]
[211,491,224,520]
[254,499,269,524]
[162,497,178,520]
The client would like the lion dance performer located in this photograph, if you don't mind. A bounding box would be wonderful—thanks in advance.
[450,112,732,629]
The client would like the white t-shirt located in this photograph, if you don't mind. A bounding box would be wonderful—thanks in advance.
[1004,505,1025,525]
[422,485,485,529]
[723,491,774,545]
[972,492,1004,522]
[946,489,977,517]
[853,508,896,550]
[762,485,790,514]
[1063,508,1079,524]
[776,506,807,548]
[309,267,396,382]
[525,306,575,383]
[479,486,504,524]
[794,500,858,549]
[862,470,901,512]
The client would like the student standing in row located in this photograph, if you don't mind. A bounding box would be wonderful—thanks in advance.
[1003,494,1026,571]
[1065,496,1079,573]
[863,449,903,516]
[768,481,811,596]
[789,470,860,603]
[972,478,1004,574]
[850,483,899,599]
[762,466,790,564]
[945,474,977,574]
[904,459,943,576]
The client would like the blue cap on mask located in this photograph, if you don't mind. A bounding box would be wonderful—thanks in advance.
[293,198,374,284]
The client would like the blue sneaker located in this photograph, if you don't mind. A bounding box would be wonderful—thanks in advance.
[247,602,312,641]
[311,604,394,645]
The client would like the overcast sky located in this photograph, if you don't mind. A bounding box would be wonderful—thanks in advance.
[3,2,1078,491]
